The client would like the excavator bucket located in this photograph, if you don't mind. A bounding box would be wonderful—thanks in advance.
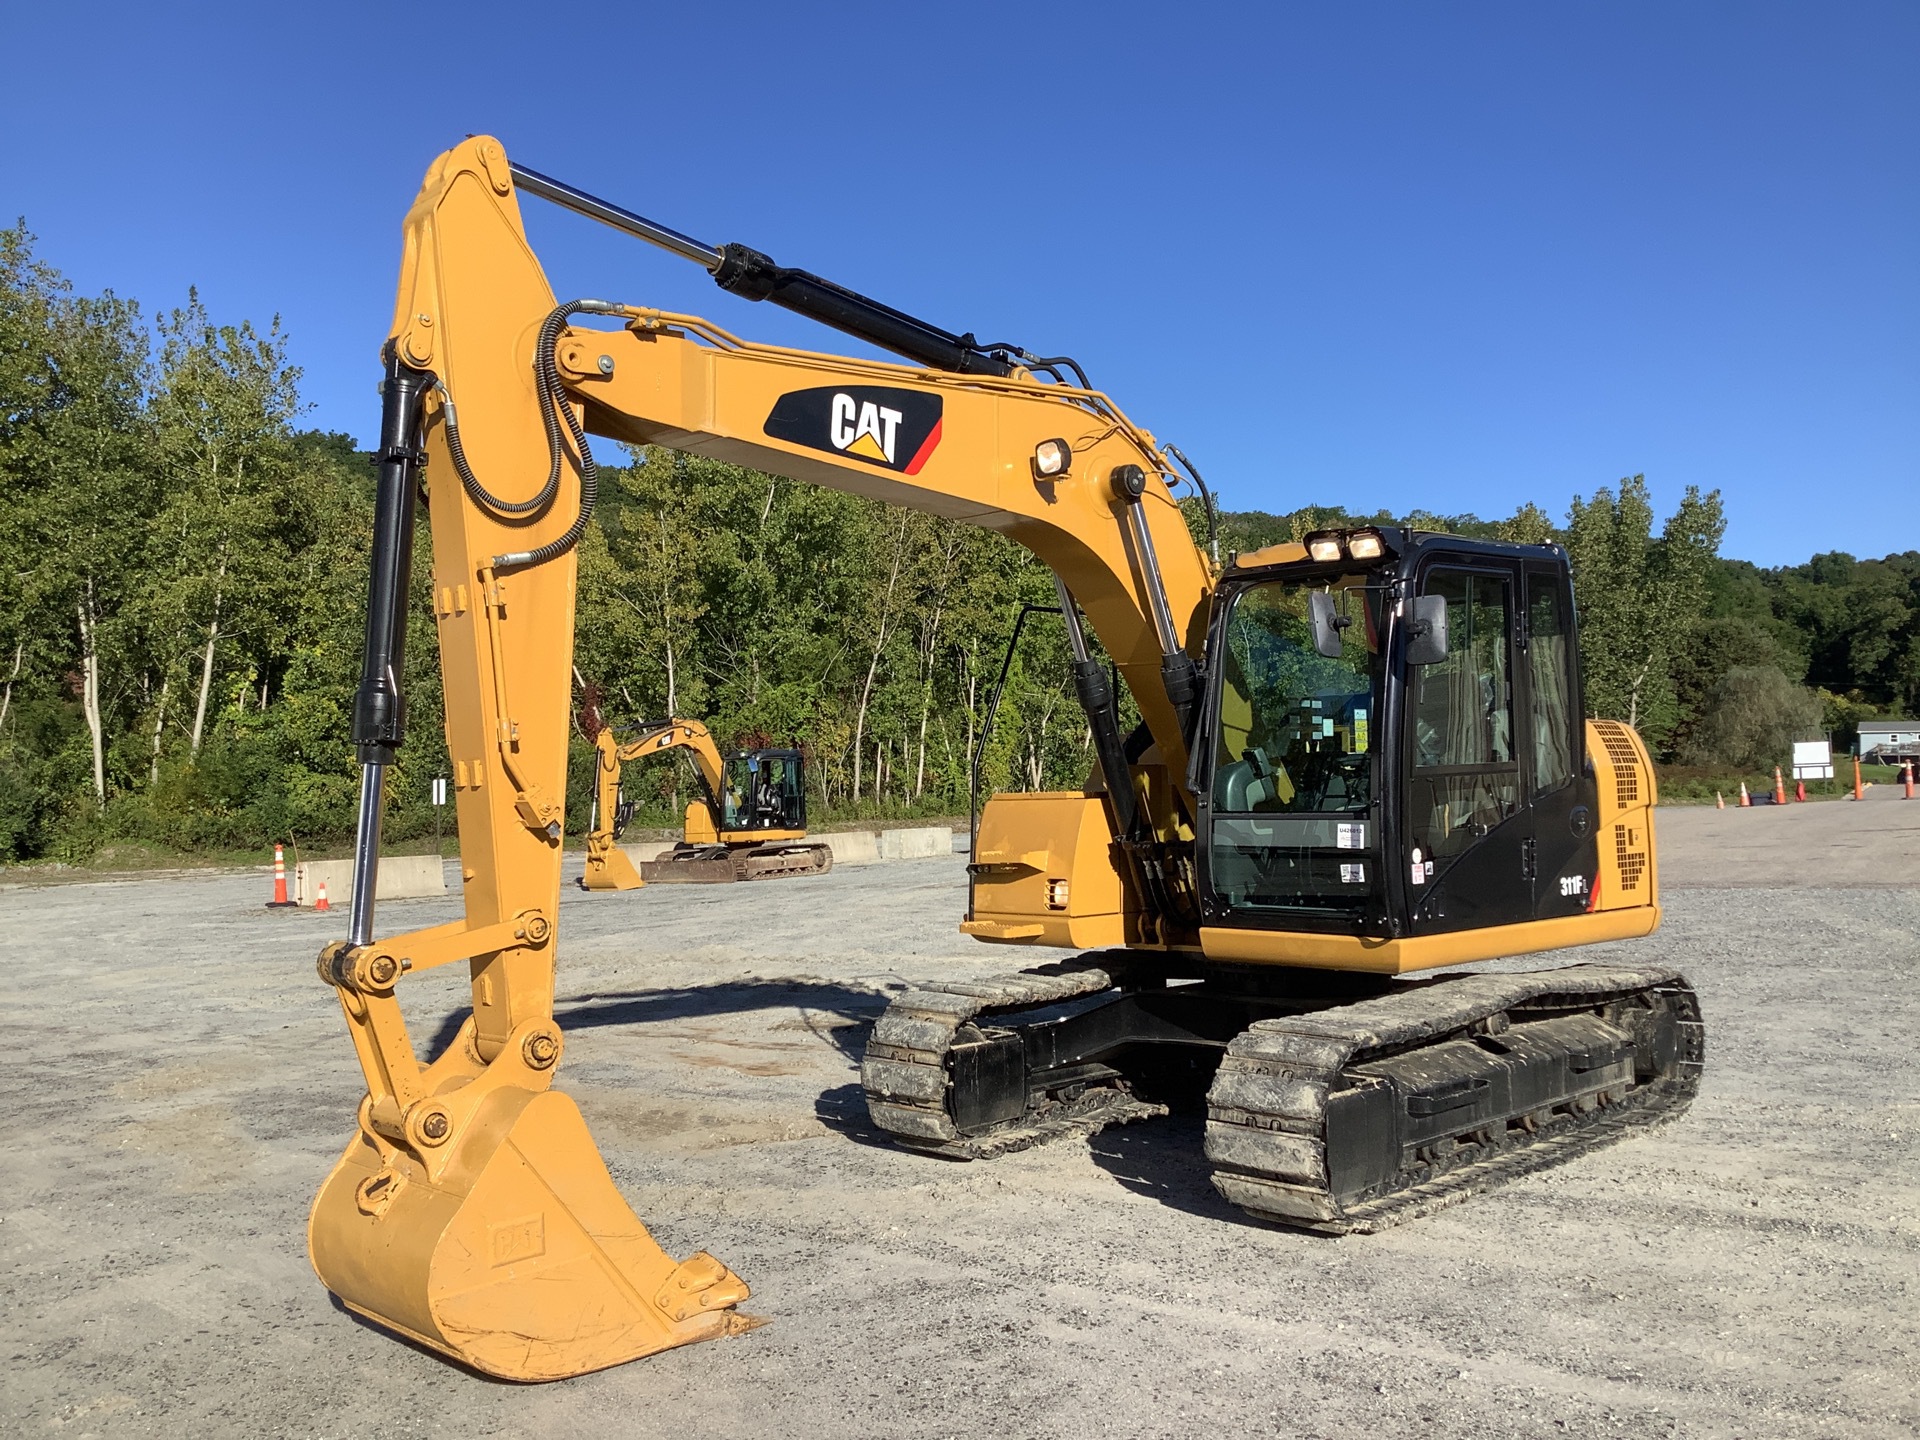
[580,837,646,891]
[309,1084,754,1381]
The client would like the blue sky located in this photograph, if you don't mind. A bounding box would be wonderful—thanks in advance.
[2,3,1913,566]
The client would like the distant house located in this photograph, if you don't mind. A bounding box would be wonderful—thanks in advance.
[1858,719,1920,760]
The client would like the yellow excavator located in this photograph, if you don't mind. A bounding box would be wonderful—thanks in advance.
[311,136,1702,1381]
[580,716,830,889]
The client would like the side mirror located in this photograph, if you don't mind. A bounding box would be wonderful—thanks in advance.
[1406,594,1449,665]
[1308,592,1347,658]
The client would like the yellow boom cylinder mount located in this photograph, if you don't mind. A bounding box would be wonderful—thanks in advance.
[309,138,753,1379]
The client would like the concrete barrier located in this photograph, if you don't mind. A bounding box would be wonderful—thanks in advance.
[877,825,952,861]
[619,841,677,866]
[295,854,447,908]
[600,826,962,874]
[822,831,881,866]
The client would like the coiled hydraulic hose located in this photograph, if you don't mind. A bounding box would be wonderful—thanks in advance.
[435,299,618,570]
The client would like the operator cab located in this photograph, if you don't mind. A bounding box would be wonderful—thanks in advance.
[1193,527,1596,940]
[718,748,807,836]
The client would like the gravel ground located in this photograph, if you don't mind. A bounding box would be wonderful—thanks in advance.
[2,807,1915,1439]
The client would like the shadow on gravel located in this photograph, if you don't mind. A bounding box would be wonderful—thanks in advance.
[1085,1114,1260,1225]
[421,979,890,1065]
[813,1080,908,1150]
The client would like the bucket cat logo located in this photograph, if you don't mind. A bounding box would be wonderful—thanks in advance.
[763,386,943,474]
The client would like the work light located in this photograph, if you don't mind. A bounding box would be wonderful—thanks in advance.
[1032,439,1071,479]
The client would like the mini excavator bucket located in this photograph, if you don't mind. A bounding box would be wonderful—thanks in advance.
[581,833,647,890]
[309,980,755,1381]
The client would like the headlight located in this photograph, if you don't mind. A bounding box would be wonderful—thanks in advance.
[1031,438,1071,479]
[1306,533,1344,564]
[1347,530,1385,560]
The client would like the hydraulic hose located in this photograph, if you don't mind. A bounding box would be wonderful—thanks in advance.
[435,299,613,570]
[1164,443,1219,565]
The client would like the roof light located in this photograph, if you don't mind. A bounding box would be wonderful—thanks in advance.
[1347,529,1385,561]
[1305,532,1344,564]
[1031,438,1071,479]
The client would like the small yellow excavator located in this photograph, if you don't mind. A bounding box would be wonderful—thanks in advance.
[309,137,1701,1382]
[580,717,830,889]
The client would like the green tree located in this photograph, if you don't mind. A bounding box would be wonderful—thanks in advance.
[1677,665,1822,771]
[1565,475,1725,751]
[2,225,156,815]
[148,291,302,762]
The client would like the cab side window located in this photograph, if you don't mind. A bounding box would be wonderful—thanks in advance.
[1526,575,1577,795]
[1409,570,1518,861]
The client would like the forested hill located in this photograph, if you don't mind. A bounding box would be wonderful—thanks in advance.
[4,224,1916,863]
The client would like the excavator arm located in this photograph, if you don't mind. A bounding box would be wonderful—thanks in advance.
[310,136,1213,1380]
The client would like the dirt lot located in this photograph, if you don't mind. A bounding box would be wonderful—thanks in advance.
[3,797,1916,1439]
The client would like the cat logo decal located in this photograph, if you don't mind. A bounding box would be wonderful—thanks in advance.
[763,386,943,474]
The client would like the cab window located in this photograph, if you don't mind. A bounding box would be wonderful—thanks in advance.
[1408,570,1518,861]
[1208,576,1385,918]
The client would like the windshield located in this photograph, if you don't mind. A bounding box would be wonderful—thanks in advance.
[720,752,804,832]
[1208,574,1385,918]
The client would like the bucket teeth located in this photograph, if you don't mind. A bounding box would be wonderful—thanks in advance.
[655,1253,752,1322]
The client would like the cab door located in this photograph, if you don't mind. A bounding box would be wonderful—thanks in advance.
[1517,562,1599,915]
[1401,560,1533,931]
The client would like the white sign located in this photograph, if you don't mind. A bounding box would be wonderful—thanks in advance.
[1792,740,1833,781]
[1336,822,1366,850]
[432,777,448,806]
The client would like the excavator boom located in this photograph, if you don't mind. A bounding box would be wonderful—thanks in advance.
[312,137,1215,1378]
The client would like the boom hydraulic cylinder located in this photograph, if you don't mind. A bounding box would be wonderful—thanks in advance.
[347,350,431,944]
[508,160,1017,377]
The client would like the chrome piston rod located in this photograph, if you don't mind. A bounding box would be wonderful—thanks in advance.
[508,162,722,270]
[347,762,384,947]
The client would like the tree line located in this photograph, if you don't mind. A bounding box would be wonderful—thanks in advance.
[4,224,1914,862]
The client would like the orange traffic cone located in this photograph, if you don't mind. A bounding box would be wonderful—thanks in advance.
[1737,781,1751,808]
[1795,779,1806,803]
[1715,791,1725,809]
[267,843,295,908]
[1905,764,1914,800]
[315,877,330,912]
[1773,766,1788,806]
[1852,755,1864,801]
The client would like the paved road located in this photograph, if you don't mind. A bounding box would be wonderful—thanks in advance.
[1656,785,1920,889]
[2,815,1915,1438]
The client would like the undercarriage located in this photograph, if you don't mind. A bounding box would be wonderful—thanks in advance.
[639,839,834,884]
[861,955,1702,1231]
